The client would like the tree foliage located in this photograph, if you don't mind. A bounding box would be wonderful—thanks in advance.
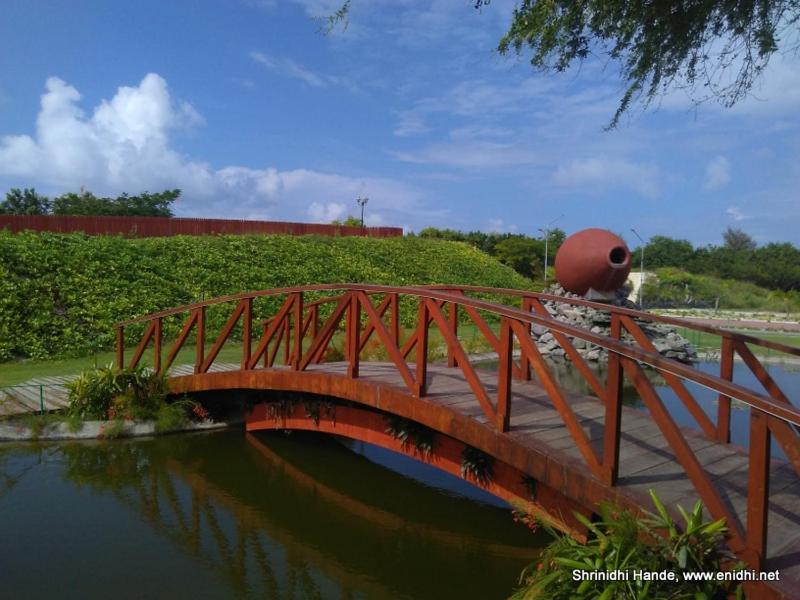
[416,226,563,279]
[722,226,757,251]
[51,189,180,217]
[629,230,800,292]
[1,188,180,217]
[0,188,51,215]
[330,215,363,227]
[491,0,800,127]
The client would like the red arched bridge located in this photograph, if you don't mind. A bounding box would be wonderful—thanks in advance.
[116,284,800,598]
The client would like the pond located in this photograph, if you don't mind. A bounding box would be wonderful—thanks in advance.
[0,429,543,600]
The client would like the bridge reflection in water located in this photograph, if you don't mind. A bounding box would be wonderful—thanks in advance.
[118,284,800,598]
[0,431,537,599]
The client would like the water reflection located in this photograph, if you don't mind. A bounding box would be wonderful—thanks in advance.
[0,430,539,600]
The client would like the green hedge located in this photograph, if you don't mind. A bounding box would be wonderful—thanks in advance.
[0,232,531,361]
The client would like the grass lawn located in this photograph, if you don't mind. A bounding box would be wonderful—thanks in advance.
[675,327,800,356]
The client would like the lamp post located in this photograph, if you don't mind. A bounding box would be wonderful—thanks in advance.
[356,197,369,228]
[538,214,563,286]
[631,228,646,308]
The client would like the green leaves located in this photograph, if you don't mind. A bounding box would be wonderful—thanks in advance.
[494,0,798,127]
[512,490,742,599]
[0,232,530,361]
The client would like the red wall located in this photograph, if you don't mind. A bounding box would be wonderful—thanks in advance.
[0,215,403,238]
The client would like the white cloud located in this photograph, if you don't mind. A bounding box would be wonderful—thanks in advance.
[487,218,517,233]
[0,74,212,193]
[726,206,751,221]
[552,158,660,198]
[308,201,346,222]
[704,155,731,190]
[250,51,327,87]
[393,139,543,169]
[0,74,436,225]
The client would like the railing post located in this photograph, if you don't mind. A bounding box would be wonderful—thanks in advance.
[520,298,532,381]
[391,293,400,346]
[116,326,124,370]
[241,298,252,370]
[745,408,771,569]
[414,299,429,397]
[281,317,290,365]
[263,323,270,368]
[293,292,303,370]
[603,313,624,485]
[153,317,162,373]
[447,302,459,368]
[717,336,734,443]
[347,291,360,378]
[311,305,319,340]
[195,307,205,374]
[496,318,513,431]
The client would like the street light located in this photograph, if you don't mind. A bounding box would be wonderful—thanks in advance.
[630,228,646,308]
[538,214,564,287]
[356,197,369,227]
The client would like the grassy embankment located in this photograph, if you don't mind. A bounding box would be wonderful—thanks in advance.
[0,232,530,386]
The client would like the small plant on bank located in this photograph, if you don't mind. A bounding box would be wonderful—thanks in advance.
[66,365,168,421]
[19,413,63,439]
[460,445,493,486]
[98,419,126,440]
[511,490,743,600]
[65,366,210,435]
[384,415,436,456]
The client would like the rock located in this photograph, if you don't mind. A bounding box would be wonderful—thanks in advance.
[532,285,697,365]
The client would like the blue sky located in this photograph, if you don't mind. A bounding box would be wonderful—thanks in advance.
[1,0,798,246]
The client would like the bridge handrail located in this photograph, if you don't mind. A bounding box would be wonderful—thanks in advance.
[114,283,800,427]
[425,284,800,358]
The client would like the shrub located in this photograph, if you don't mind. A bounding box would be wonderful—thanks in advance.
[512,490,742,599]
[0,232,531,361]
[66,365,168,420]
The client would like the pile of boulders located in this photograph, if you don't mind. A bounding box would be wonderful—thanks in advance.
[533,284,697,364]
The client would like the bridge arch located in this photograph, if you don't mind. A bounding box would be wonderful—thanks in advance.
[120,283,800,598]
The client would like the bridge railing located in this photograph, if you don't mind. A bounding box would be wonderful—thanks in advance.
[116,284,800,570]
[428,285,800,443]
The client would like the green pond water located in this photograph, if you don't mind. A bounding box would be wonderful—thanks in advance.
[0,428,543,600]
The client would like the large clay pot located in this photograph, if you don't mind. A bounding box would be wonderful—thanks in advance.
[554,228,631,295]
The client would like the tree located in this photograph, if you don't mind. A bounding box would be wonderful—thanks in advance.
[493,0,799,127]
[638,236,696,269]
[331,215,363,227]
[51,189,180,217]
[493,236,544,278]
[722,227,757,251]
[0,188,51,215]
[327,2,799,127]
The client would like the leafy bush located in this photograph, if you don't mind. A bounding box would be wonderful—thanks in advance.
[66,365,168,420]
[0,232,531,361]
[512,491,742,599]
[643,267,800,311]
